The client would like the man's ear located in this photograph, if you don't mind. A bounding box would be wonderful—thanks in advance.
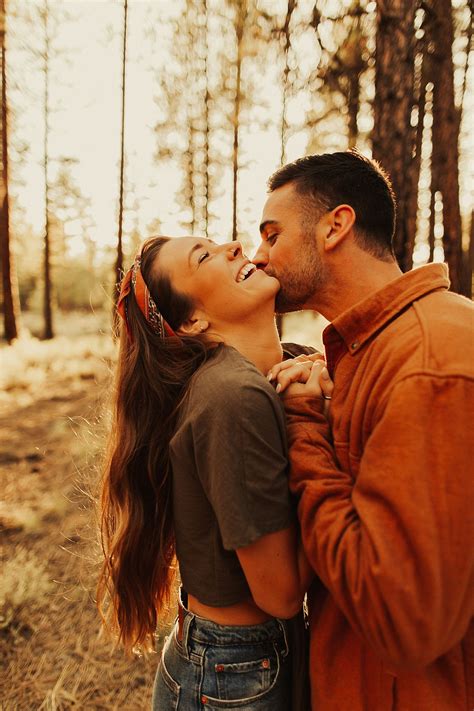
[323,204,356,252]
[176,316,209,337]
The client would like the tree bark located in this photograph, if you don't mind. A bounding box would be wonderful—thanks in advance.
[43,0,53,339]
[430,0,463,293]
[115,0,127,304]
[0,0,20,343]
[461,210,473,299]
[428,185,436,263]
[203,0,209,237]
[404,40,431,270]
[280,0,296,165]
[347,72,360,149]
[372,0,418,268]
[231,0,245,242]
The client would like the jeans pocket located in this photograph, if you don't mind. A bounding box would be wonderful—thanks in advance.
[152,643,180,710]
[213,648,279,704]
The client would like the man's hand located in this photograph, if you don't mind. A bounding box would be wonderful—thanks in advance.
[267,355,334,403]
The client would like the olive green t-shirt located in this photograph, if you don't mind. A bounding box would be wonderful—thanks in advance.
[170,345,294,606]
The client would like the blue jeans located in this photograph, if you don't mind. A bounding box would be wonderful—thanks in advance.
[152,602,291,710]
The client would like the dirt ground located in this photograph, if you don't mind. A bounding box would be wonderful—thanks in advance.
[0,334,173,710]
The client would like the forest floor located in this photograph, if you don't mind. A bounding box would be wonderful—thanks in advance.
[0,316,175,710]
[0,309,324,710]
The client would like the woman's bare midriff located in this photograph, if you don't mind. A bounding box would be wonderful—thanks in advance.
[188,593,273,625]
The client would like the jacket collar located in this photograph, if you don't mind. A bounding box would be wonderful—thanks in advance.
[323,263,450,358]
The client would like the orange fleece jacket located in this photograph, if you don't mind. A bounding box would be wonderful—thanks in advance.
[285,264,474,711]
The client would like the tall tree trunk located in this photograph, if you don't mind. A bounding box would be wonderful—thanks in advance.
[428,185,436,263]
[430,0,463,293]
[231,1,245,242]
[184,0,197,234]
[280,0,295,165]
[115,0,127,303]
[347,72,360,149]
[203,0,209,236]
[0,0,20,343]
[185,0,209,236]
[372,0,418,268]
[43,0,53,339]
[277,0,296,337]
[404,42,430,270]
[461,210,473,299]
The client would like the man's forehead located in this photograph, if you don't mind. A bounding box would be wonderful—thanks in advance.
[261,183,299,220]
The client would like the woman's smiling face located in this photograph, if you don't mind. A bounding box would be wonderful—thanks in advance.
[155,237,279,329]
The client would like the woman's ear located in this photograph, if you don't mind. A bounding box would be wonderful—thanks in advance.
[176,317,209,337]
[323,204,356,252]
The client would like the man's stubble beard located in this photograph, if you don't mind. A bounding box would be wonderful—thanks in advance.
[274,231,328,314]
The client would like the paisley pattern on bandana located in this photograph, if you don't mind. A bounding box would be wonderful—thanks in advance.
[117,254,176,341]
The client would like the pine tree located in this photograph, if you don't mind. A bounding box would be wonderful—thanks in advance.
[372,0,420,268]
[0,0,20,343]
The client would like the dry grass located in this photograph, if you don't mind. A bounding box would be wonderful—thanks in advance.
[0,314,175,710]
[0,332,116,414]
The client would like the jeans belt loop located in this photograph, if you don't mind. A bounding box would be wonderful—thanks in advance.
[277,619,289,658]
[176,594,194,660]
[177,602,185,642]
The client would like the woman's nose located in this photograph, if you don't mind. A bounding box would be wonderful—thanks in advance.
[224,241,243,259]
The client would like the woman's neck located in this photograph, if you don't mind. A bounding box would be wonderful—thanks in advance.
[212,316,283,374]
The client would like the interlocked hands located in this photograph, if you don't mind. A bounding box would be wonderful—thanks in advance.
[267,352,334,403]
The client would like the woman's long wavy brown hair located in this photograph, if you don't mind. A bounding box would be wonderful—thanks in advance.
[97,236,214,652]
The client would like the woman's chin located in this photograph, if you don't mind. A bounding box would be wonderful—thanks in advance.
[257,270,280,295]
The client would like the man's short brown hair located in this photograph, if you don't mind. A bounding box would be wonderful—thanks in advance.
[268,149,396,261]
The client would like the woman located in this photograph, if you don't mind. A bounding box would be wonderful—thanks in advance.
[98,235,331,709]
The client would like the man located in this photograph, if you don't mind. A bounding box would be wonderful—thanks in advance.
[254,150,474,711]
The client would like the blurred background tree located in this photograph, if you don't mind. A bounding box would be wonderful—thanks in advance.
[0,0,21,342]
[1,0,472,343]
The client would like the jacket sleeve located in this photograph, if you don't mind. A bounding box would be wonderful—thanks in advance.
[284,373,474,670]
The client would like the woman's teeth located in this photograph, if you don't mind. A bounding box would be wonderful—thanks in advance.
[236,264,257,282]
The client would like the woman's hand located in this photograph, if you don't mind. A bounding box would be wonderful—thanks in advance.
[267,352,325,387]
[269,357,334,402]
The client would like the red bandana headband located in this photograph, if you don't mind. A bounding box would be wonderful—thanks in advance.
[117,254,176,341]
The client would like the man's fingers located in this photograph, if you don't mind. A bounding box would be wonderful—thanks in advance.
[306,359,325,390]
[319,366,334,399]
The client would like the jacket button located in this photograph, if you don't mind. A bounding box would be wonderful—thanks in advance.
[350,341,359,350]
[215,664,224,672]
[201,695,208,704]
[261,658,270,668]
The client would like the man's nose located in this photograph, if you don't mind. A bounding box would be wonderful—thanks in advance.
[252,241,270,269]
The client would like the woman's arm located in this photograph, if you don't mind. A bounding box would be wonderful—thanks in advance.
[237,525,313,619]
[237,360,333,619]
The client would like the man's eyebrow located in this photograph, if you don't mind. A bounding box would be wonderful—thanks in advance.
[259,219,279,235]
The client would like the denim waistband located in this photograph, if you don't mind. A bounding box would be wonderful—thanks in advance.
[177,589,288,650]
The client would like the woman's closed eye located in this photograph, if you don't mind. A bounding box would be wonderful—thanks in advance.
[267,234,278,245]
[198,251,210,264]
